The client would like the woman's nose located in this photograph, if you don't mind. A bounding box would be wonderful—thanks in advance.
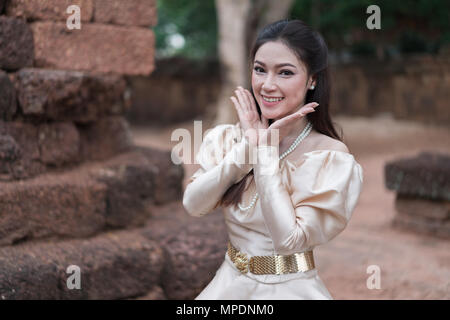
[262,77,276,91]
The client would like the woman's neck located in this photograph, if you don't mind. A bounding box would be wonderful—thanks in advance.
[278,117,309,155]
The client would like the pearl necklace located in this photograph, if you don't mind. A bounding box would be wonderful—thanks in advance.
[237,121,313,211]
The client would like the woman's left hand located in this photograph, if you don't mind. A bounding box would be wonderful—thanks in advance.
[258,102,319,147]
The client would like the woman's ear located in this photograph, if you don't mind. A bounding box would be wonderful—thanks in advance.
[308,77,316,90]
[310,75,316,87]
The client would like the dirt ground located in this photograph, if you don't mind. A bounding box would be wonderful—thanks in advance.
[131,114,450,300]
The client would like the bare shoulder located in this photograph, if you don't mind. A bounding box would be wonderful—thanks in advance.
[312,131,349,154]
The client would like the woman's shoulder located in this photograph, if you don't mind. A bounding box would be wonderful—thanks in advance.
[282,130,358,173]
[310,130,349,154]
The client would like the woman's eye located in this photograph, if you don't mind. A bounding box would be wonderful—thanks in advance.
[280,70,294,76]
[254,66,264,73]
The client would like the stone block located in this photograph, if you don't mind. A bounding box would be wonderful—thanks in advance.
[0,120,47,181]
[395,195,450,221]
[136,146,184,205]
[77,116,134,161]
[0,146,183,246]
[141,202,228,300]
[31,22,155,75]
[15,68,128,123]
[0,169,107,246]
[38,122,80,166]
[0,116,136,181]
[95,163,156,228]
[0,230,164,299]
[0,120,81,180]
[94,0,157,27]
[385,151,450,201]
[5,0,93,22]
[0,71,17,120]
[0,16,34,71]
[392,210,450,239]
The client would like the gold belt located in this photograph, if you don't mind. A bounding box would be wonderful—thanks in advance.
[227,241,315,275]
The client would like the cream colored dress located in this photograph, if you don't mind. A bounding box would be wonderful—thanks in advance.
[182,122,364,300]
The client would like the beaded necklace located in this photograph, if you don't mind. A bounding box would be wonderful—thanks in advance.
[237,121,313,211]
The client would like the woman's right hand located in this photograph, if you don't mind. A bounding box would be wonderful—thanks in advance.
[230,86,268,147]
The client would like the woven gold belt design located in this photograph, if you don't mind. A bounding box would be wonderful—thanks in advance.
[227,241,315,275]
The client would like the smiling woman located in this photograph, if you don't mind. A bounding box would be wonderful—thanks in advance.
[182,19,364,300]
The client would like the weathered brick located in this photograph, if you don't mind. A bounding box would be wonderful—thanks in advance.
[0,120,46,181]
[38,122,80,166]
[0,16,34,71]
[31,22,155,75]
[0,116,138,181]
[385,152,450,201]
[77,116,134,161]
[395,195,450,221]
[15,68,128,123]
[0,146,182,246]
[392,210,450,239]
[141,202,228,300]
[94,0,157,27]
[0,230,165,299]
[136,146,184,205]
[0,120,82,180]
[5,0,93,22]
[0,71,17,120]
[0,171,107,246]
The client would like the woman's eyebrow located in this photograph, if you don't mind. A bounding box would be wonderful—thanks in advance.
[254,60,297,69]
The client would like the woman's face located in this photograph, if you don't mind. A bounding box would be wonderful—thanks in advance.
[251,40,314,121]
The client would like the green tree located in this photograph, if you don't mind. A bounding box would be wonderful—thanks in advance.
[154,0,218,59]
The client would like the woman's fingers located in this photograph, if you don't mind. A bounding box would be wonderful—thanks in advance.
[243,88,258,112]
[230,96,242,116]
[235,88,249,112]
[295,102,319,116]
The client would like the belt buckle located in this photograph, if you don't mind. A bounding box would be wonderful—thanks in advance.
[234,251,249,274]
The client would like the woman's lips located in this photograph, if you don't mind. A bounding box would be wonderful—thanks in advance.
[260,95,284,107]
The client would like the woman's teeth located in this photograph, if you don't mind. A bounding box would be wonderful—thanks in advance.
[262,96,284,102]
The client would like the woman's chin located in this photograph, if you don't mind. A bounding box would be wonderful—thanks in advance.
[261,110,282,121]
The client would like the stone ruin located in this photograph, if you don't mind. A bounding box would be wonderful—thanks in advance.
[0,0,226,299]
[385,152,450,239]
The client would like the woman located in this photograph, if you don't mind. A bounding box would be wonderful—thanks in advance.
[182,19,363,300]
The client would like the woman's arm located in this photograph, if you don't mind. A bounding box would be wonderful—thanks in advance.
[253,145,307,254]
[253,147,363,255]
[183,125,253,217]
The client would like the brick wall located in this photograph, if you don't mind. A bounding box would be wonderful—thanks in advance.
[0,1,187,300]
[0,0,157,181]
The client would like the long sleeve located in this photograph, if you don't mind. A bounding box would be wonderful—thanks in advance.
[183,123,254,217]
[253,147,364,255]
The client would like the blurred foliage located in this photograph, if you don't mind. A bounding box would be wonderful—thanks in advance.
[154,0,450,60]
[154,0,217,59]
[290,0,450,57]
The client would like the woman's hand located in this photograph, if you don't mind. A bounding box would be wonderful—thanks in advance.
[230,86,267,147]
[230,86,319,147]
[258,102,319,147]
